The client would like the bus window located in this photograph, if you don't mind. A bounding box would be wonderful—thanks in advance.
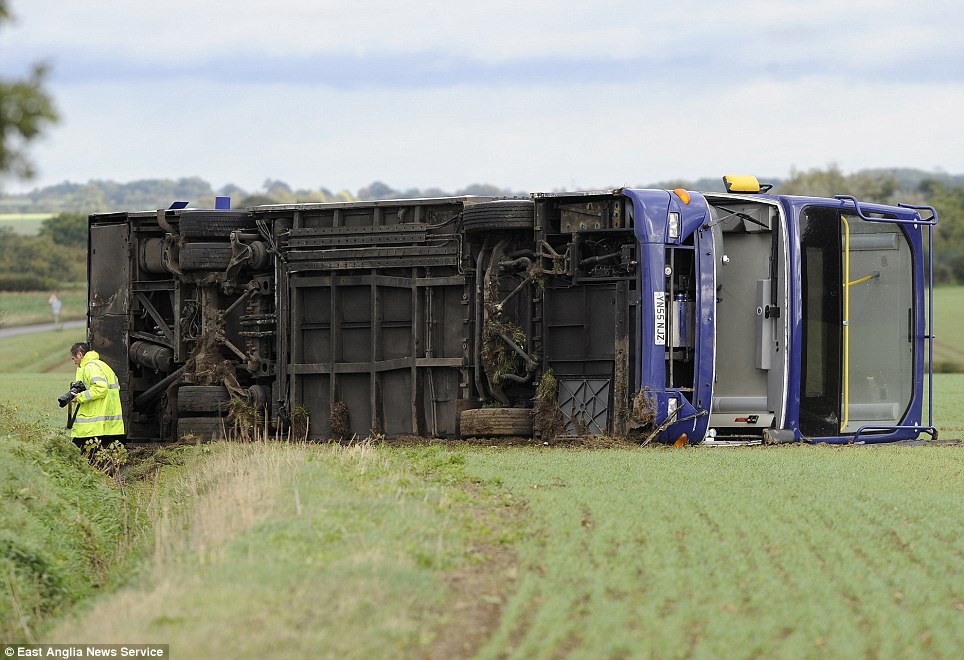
[842,214,914,433]
[798,207,914,437]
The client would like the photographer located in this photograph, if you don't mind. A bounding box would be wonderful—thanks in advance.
[66,342,125,451]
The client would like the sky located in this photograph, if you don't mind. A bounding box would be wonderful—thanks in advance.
[1,0,962,195]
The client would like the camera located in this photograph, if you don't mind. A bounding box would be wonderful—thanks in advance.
[58,381,87,407]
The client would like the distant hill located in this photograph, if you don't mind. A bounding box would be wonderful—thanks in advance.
[0,168,960,214]
[0,178,526,214]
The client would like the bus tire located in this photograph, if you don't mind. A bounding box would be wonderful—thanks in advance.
[460,407,533,437]
[180,211,255,239]
[177,386,231,414]
[462,200,534,233]
[177,416,226,441]
[178,242,233,271]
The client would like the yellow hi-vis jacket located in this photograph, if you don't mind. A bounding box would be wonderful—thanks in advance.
[70,350,125,438]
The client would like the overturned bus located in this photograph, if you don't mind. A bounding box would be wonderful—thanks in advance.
[85,176,937,445]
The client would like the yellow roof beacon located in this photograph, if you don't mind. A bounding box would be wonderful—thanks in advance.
[722,175,772,194]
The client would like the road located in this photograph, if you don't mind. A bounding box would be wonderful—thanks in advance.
[0,319,85,339]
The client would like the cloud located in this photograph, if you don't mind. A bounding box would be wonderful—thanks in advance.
[22,76,964,194]
[4,44,962,92]
[1,0,961,192]
[3,0,962,88]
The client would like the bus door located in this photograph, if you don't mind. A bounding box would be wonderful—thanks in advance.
[706,198,789,436]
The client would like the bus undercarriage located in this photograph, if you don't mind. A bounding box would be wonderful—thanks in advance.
[86,182,937,445]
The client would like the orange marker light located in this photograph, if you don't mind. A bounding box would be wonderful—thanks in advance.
[673,188,691,205]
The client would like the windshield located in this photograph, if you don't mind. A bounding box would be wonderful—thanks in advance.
[798,206,914,436]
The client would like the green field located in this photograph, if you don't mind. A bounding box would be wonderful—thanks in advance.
[34,435,964,658]
[0,212,53,236]
[2,315,964,656]
[932,286,964,368]
[0,376,960,656]
[468,447,963,657]
[0,329,79,374]
[0,289,87,327]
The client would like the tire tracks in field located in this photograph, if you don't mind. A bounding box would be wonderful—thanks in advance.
[845,488,964,599]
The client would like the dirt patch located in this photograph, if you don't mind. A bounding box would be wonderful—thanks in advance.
[631,388,656,428]
[116,441,197,483]
[628,388,657,443]
[428,541,519,659]
[426,482,525,659]
[385,434,638,449]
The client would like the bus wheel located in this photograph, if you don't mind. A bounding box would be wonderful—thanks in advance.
[460,407,533,437]
[179,211,255,239]
[177,416,226,441]
[177,385,231,414]
[178,242,233,271]
[462,200,534,233]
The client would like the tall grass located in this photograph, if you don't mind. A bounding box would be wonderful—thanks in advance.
[0,404,129,643]
[46,442,519,658]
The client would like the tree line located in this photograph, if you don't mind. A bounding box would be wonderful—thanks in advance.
[0,177,527,214]
[0,213,86,290]
[1,166,963,288]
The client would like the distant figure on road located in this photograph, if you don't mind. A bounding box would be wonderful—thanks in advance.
[49,292,62,328]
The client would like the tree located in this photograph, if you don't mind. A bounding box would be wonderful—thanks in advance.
[238,194,278,207]
[0,227,85,284]
[923,180,964,283]
[39,211,87,248]
[458,183,505,197]
[775,164,896,203]
[217,183,248,200]
[262,179,295,203]
[0,0,58,184]
[357,181,397,200]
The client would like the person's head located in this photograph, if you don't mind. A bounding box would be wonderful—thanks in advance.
[70,342,90,367]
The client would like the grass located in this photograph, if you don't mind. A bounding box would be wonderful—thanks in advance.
[44,442,519,657]
[0,289,87,328]
[928,373,964,438]
[0,374,72,430]
[0,330,79,374]
[33,435,964,658]
[1,329,963,656]
[931,286,964,369]
[0,213,52,236]
[466,446,964,658]
[0,403,129,644]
